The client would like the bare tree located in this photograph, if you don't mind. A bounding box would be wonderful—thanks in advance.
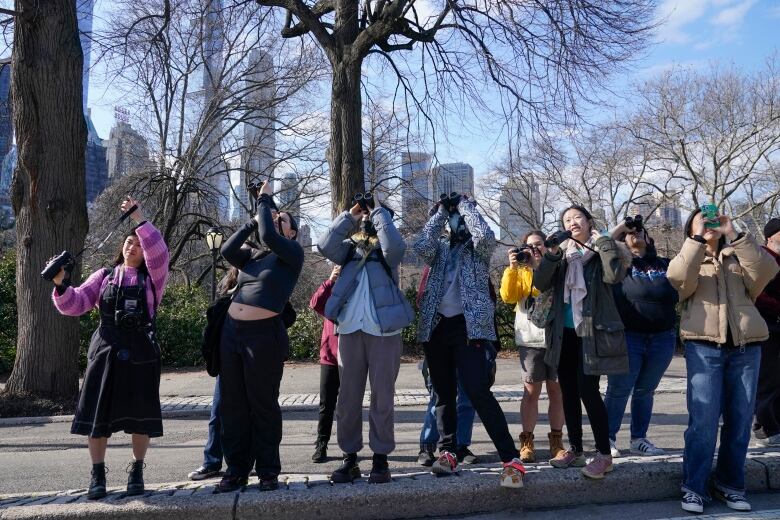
[5,0,87,399]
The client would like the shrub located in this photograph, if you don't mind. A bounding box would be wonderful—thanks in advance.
[0,251,16,373]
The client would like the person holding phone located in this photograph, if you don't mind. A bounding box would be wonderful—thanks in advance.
[669,207,778,514]
[50,198,169,500]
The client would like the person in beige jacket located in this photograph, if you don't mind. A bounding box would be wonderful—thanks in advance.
[668,208,779,515]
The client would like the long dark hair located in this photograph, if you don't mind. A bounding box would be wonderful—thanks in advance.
[112,230,147,272]
[216,266,239,296]
[560,205,595,232]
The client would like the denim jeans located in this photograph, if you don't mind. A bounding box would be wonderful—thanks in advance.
[420,372,475,449]
[605,329,675,441]
[682,341,761,499]
[203,377,223,470]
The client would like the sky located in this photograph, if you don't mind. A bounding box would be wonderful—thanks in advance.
[84,0,780,183]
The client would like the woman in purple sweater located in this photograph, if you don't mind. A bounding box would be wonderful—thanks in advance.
[49,197,169,500]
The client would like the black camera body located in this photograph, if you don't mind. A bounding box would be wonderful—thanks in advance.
[625,215,644,232]
[115,309,145,330]
[544,230,572,249]
[439,192,461,214]
[353,192,375,212]
[509,245,532,263]
[41,251,76,281]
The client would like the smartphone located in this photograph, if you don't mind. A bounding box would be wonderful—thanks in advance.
[700,203,720,229]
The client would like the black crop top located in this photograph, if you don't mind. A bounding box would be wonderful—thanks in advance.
[221,196,304,313]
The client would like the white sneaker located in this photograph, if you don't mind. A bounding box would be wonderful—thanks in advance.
[630,437,665,456]
[681,492,704,513]
[609,439,621,458]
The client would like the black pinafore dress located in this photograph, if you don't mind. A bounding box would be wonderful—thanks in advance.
[71,268,163,438]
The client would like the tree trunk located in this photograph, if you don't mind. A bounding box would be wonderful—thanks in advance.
[6,0,88,399]
[328,58,364,217]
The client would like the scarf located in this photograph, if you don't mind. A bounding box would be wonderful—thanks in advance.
[564,238,595,333]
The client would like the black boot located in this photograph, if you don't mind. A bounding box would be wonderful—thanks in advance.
[330,453,360,483]
[88,463,107,500]
[126,460,146,496]
[368,453,391,484]
[312,439,328,463]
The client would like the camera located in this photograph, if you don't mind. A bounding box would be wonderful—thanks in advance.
[41,251,76,281]
[700,203,721,229]
[115,309,145,330]
[247,182,260,200]
[625,215,644,232]
[439,192,461,213]
[509,245,532,263]
[544,230,572,248]
[353,192,375,212]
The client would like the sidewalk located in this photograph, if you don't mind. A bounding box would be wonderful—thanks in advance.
[1,451,778,520]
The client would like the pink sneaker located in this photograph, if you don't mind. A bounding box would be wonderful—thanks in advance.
[431,451,458,475]
[500,458,526,488]
[581,453,613,479]
[549,449,586,468]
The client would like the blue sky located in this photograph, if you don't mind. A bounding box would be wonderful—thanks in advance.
[86,0,780,180]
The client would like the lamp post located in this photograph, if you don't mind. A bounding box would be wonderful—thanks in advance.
[205,227,224,302]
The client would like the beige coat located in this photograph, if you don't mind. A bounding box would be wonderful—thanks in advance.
[667,234,780,346]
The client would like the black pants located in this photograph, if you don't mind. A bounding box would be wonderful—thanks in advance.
[755,331,780,437]
[317,364,340,444]
[558,327,611,455]
[424,314,519,462]
[219,316,288,478]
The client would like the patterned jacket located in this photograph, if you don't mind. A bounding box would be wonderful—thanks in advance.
[413,199,497,343]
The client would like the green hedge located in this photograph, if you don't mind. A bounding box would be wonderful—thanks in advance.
[0,252,16,373]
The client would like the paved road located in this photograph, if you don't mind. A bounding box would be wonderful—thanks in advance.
[0,358,699,495]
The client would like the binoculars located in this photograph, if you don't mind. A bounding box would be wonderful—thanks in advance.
[353,192,375,212]
[544,230,572,249]
[439,192,461,213]
[625,214,644,232]
[247,182,260,200]
[509,245,533,263]
[41,251,76,281]
[700,203,721,229]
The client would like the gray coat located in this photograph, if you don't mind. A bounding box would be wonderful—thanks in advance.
[533,236,629,376]
[413,199,497,343]
[316,207,414,333]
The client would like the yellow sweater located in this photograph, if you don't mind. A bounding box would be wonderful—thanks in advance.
[499,265,539,305]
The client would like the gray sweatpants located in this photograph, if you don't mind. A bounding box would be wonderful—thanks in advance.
[336,331,402,455]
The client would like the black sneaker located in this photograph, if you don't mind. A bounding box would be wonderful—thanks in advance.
[187,465,222,481]
[456,446,478,465]
[312,441,328,463]
[417,448,435,467]
[331,453,361,484]
[216,474,248,493]
[126,460,146,496]
[87,463,107,500]
[711,488,751,511]
[681,492,703,514]
[368,453,391,484]
[258,475,279,492]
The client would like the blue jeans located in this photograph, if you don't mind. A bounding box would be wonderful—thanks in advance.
[203,377,223,470]
[605,329,675,441]
[682,341,761,499]
[419,368,475,450]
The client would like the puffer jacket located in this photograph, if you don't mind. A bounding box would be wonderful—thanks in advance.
[500,265,545,348]
[667,234,779,346]
[413,198,496,343]
[316,207,414,333]
[533,236,630,376]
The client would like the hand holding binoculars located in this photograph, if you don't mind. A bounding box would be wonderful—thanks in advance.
[439,192,462,213]
[352,192,375,212]
[544,230,572,249]
[625,214,644,232]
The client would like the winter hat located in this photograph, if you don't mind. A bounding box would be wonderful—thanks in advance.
[764,218,780,240]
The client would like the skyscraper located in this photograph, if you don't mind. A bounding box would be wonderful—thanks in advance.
[400,151,432,230]
[107,109,152,180]
[276,171,301,218]
[500,177,540,244]
[236,49,276,221]
[429,162,474,201]
[77,0,94,113]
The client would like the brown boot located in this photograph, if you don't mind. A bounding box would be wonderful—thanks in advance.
[548,430,565,460]
[519,432,535,463]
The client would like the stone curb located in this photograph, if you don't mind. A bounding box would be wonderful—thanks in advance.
[0,381,687,426]
[1,452,778,520]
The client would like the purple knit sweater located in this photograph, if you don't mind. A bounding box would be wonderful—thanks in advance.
[52,222,170,317]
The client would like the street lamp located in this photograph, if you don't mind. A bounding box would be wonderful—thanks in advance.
[205,227,224,302]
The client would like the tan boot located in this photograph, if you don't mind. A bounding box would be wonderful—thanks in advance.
[548,430,565,460]
[519,432,535,463]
